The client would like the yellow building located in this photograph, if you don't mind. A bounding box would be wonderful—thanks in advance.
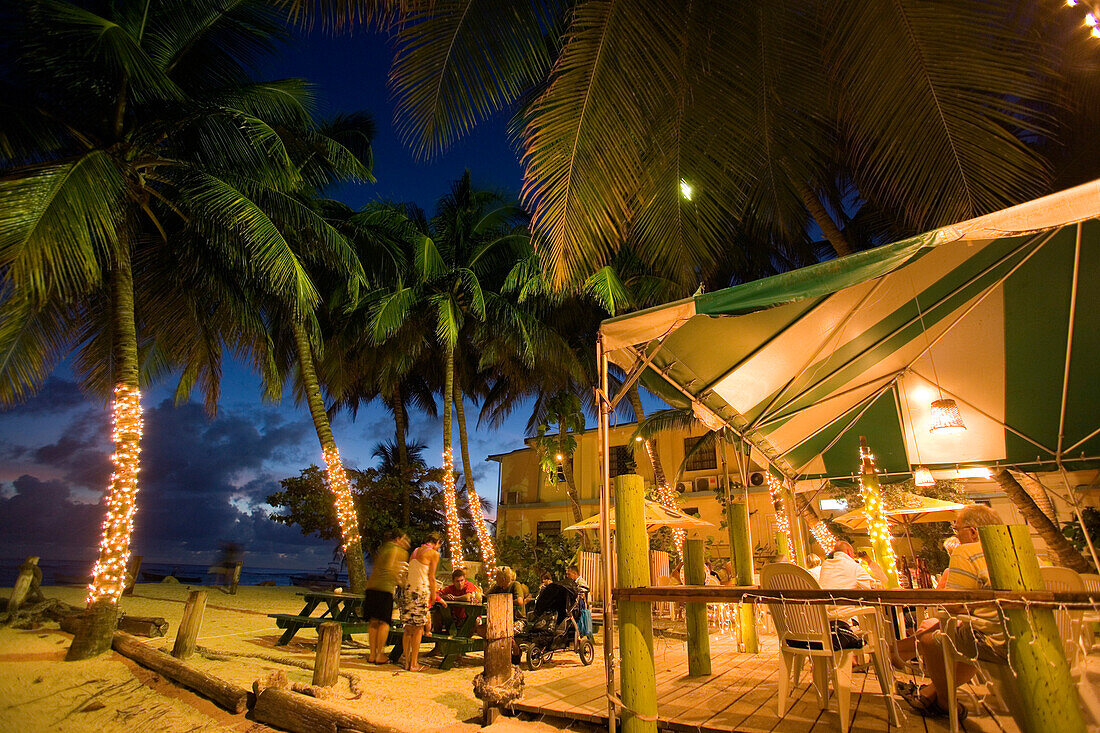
[489,422,784,563]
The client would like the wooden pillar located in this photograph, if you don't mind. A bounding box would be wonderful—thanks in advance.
[785,482,808,566]
[481,592,514,725]
[683,539,711,676]
[172,589,207,660]
[978,525,1086,733]
[8,556,41,614]
[312,622,341,687]
[122,555,142,597]
[729,503,758,653]
[614,474,658,733]
[228,561,243,595]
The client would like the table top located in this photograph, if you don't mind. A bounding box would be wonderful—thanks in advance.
[300,590,361,602]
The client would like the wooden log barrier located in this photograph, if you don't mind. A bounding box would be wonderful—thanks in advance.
[8,556,42,614]
[112,632,248,712]
[253,687,406,733]
[978,525,1086,733]
[682,539,711,677]
[122,555,142,597]
[729,503,758,654]
[614,474,658,733]
[172,589,207,660]
[61,613,168,638]
[480,592,515,725]
[312,622,342,687]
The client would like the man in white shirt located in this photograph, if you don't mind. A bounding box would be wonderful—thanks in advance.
[818,541,883,624]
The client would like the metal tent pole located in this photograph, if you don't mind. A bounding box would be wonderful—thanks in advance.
[597,336,616,733]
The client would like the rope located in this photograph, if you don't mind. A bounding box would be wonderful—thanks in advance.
[473,667,525,706]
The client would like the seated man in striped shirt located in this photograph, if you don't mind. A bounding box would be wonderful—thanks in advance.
[898,504,1005,720]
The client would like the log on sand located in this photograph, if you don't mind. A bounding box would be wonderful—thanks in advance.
[111,632,248,713]
[61,614,168,638]
[253,687,407,733]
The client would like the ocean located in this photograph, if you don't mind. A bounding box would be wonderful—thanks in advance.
[0,558,362,588]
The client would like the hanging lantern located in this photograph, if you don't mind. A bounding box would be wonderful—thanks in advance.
[913,466,936,487]
[929,398,966,434]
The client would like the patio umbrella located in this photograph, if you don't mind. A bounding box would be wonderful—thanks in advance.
[832,490,967,556]
[565,499,713,532]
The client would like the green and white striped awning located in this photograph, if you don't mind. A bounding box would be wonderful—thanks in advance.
[601,180,1100,482]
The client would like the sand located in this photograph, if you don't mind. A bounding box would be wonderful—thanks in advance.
[0,584,598,733]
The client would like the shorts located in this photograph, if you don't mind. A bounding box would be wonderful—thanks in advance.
[401,587,431,628]
[362,589,394,623]
[942,614,1007,663]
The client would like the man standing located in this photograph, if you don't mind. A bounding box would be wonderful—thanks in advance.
[363,530,410,664]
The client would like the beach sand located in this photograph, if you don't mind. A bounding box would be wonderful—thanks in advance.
[0,584,597,733]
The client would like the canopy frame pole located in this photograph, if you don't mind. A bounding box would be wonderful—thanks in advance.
[609,337,669,411]
[1057,462,1100,571]
[909,370,1056,455]
[1057,223,1082,461]
[754,371,905,430]
[596,335,616,733]
[758,228,1059,428]
[1065,425,1100,455]
[782,376,899,468]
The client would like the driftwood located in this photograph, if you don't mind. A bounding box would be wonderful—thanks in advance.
[253,687,406,733]
[122,555,143,597]
[2,597,81,629]
[8,557,44,614]
[172,590,207,659]
[112,632,248,712]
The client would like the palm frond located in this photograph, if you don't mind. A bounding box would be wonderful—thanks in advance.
[0,289,75,406]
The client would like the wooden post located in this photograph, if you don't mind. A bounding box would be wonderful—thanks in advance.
[228,561,243,595]
[683,539,711,676]
[785,482,808,566]
[312,622,341,687]
[729,503,758,653]
[171,589,207,660]
[482,592,514,725]
[122,555,142,597]
[614,474,658,733]
[978,525,1086,733]
[8,556,41,614]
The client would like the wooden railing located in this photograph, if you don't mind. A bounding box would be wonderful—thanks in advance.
[613,585,1100,607]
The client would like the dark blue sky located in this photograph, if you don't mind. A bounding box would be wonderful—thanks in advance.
[0,28,537,570]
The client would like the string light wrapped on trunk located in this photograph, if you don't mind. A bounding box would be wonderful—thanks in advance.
[321,445,361,551]
[1065,1,1100,37]
[468,485,495,567]
[442,447,464,568]
[642,439,683,557]
[765,472,793,558]
[88,385,143,604]
[858,437,900,588]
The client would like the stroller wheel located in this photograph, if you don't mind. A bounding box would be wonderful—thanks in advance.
[526,645,545,670]
[578,638,594,666]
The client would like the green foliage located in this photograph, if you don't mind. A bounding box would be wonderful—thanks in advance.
[910,521,953,574]
[532,393,584,474]
[496,532,580,590]
[1062,507,1100,554]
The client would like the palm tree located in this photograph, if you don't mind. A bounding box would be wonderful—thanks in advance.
[0,0,369,657]
[287,0,1074,288]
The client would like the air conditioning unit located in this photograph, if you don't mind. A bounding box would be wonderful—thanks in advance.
[750,472,765,486]
[676,482,690,495]
[693,476,718,493]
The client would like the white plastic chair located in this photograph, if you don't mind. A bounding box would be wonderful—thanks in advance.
[761,563,897,733]
[1080,573,1099,647]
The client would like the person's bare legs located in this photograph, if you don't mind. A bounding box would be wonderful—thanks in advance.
[368,620,381,662]
[371,621,390,663]
[914,623,979,709]
[405,625,426,670]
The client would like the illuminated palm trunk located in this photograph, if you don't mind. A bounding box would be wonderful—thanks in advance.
[454,383,493,566]
[292,321,367,593]
[441,345,463,566]
[858,437,899,588]
[68,249,141,660]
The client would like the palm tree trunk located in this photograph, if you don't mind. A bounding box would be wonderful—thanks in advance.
[792,178,854,257]
[627,387,668,488]
[292,320,367,593]
[68,248,140,660]
[391,385,411,527]
[442,345,463,566]
[453,382,492,563]
[992,469,1091,573]
[560,450,590,550]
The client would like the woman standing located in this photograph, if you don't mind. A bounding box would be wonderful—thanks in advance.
[400,532,442,671]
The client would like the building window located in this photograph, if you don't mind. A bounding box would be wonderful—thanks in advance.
[683,507,701,517]
[555,464,567,483]
[683,436,717,471]
[505,491,521,505]
[609,445,635,477]
[536,520,561,544]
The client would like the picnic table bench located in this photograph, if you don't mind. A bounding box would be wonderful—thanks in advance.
[268,592,486,670]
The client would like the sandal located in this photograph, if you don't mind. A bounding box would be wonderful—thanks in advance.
[898,685,967,722]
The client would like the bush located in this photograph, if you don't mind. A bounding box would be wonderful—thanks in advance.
[497,533,580,589]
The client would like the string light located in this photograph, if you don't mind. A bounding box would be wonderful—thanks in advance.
[87,385,143,604]
[807,520,839,553]
[642,440,683,558]
[467,486,495,568]
[765,473,793,559]
[442,447,464,568]
[858,440,900,587]
[321,445,361,551]
[1061,0,1100,38]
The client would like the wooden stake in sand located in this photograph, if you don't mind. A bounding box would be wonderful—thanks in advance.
[8,556,43,614]
[228,561,243,595]
[172,589,207,660]
[122,555,142,597]
[112,632,248,713]
[312,622,341,687]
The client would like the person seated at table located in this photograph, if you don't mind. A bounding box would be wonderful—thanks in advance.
[476,567,527,633]
[934,537,960,589]
[427,568,481,656]
[566,564,590,605]
[857,549,891,589]
[716,560,736,585]
[806,554,823,581]
[818,541,883,630]
[363,529,410,664]
[897,504,1006,720]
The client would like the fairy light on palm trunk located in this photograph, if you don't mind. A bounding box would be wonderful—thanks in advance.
[468,486,494,567]
[642,440,683,556]
[87,385,143,604]
[320,445,361,551]
[442,447,464,568]
[858,437,900,588]
[808,520,839,553]
[765,472,793,559]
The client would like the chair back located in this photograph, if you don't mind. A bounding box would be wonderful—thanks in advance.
[761,562,834,656]
[1080,573,1100,593]
[1039,565,1085,666]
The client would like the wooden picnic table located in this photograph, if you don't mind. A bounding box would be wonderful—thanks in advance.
[387,600,486,670]
[269,590,367,646]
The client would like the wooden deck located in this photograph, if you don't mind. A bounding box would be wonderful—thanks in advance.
[507,634,1020,732]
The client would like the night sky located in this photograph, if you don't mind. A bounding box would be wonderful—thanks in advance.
[0,28,535,571]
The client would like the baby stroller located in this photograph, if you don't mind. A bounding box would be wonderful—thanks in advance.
[516,582,595,669]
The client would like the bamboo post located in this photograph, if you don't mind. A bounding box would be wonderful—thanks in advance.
[614,473,658,733]
[122,555,142,597]
[312,622,341,687]
[978,525,1086,733]
[171,589,207,660]
[729,503,758,653]
[481,592,514,725]
[228,561,243,595]
[8,556,41,614]
[683,539,711,676]
[785,481,808,566]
